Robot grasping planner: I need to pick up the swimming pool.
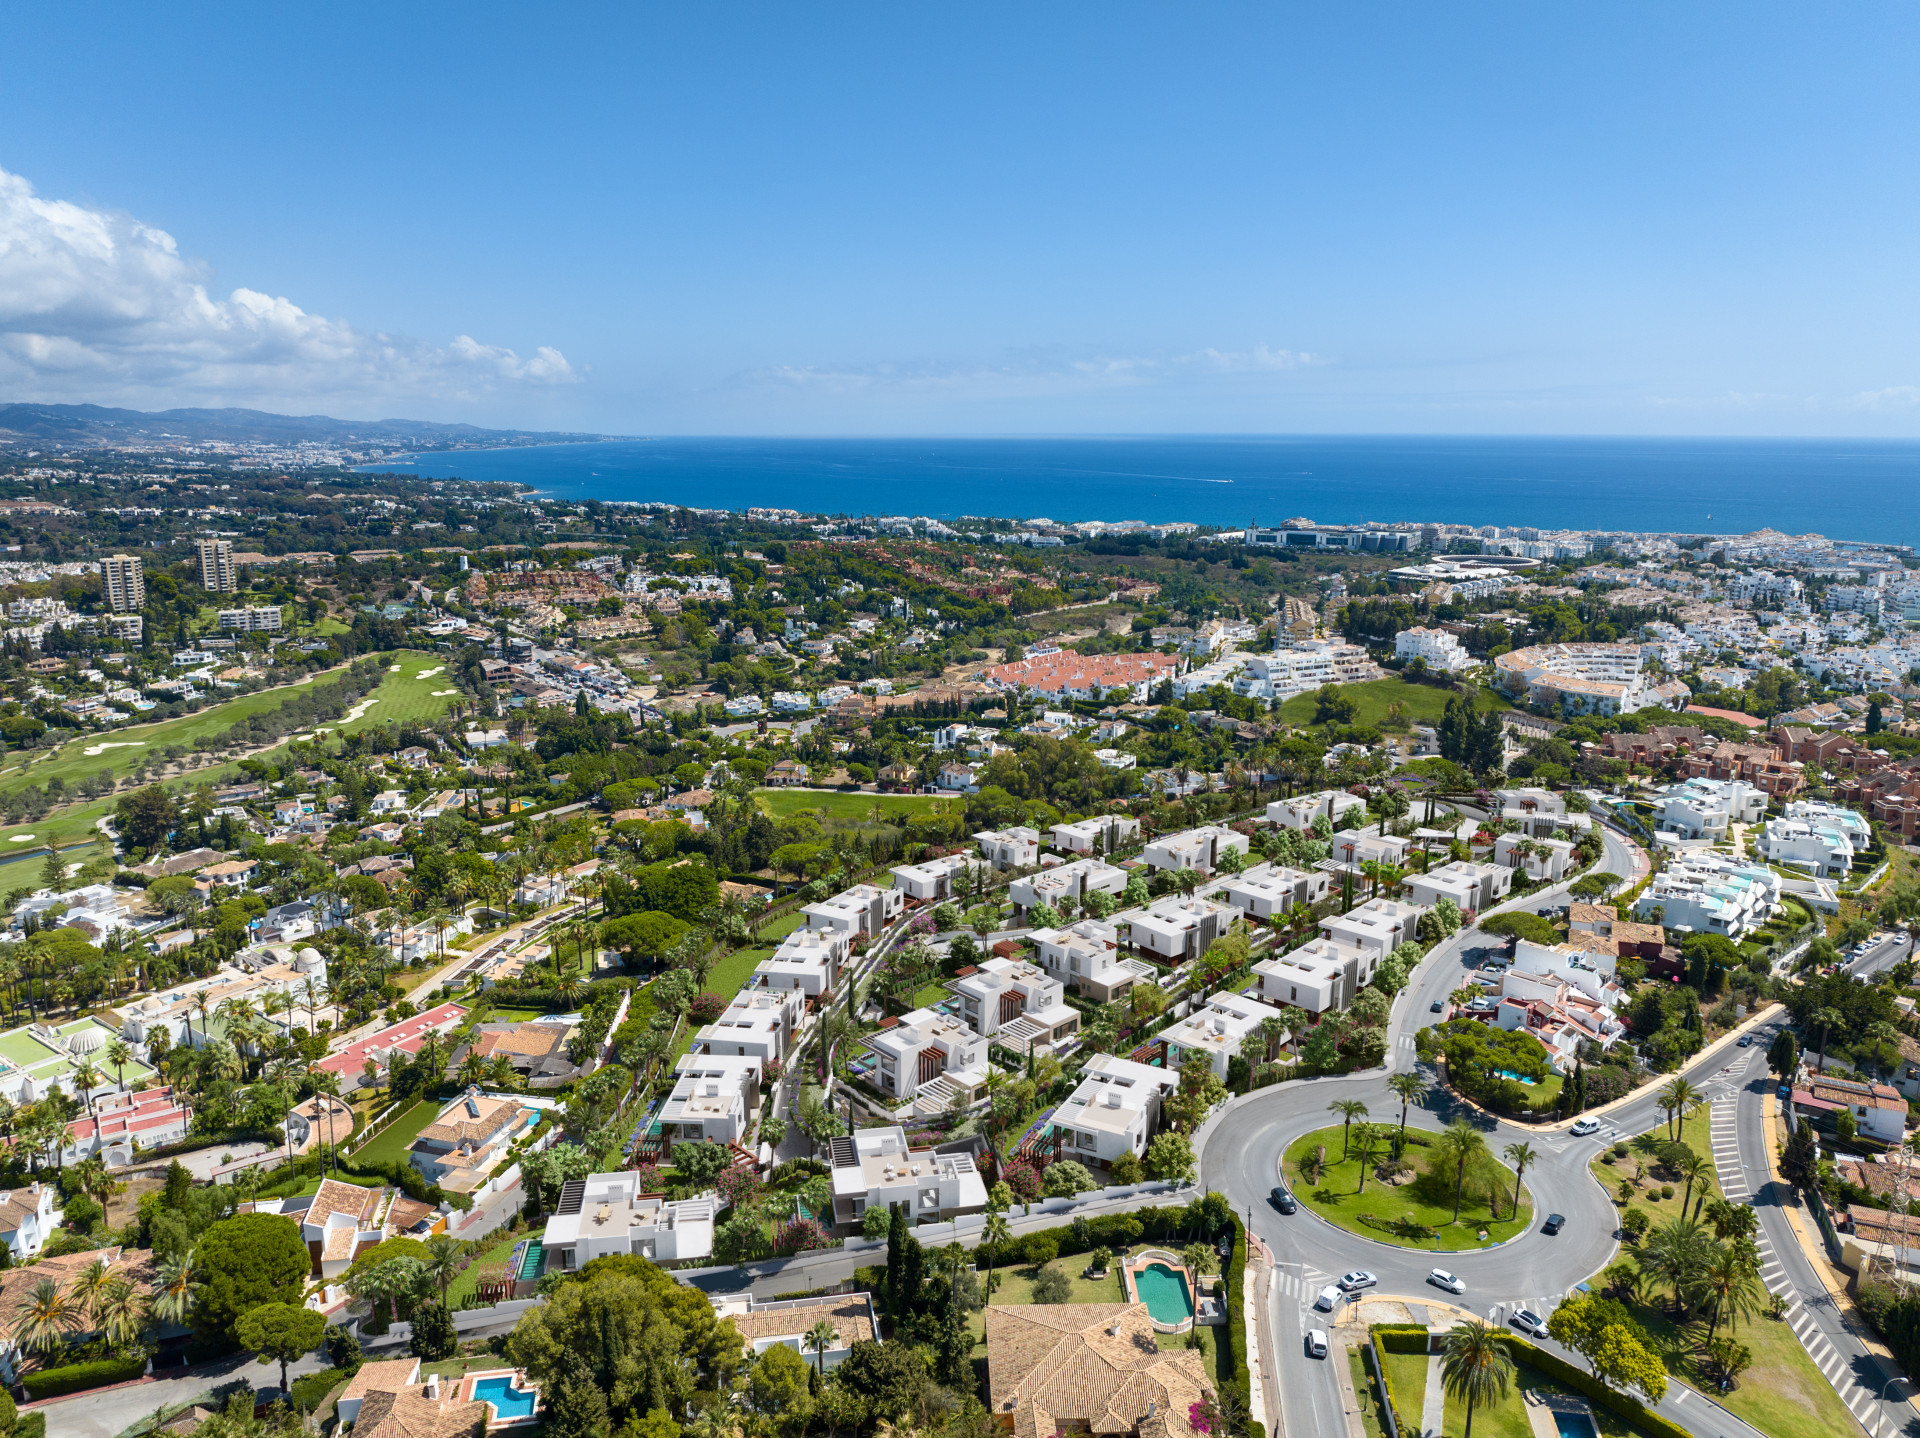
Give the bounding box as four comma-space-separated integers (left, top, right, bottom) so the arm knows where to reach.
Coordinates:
1552, 1410, 1599, 1438
474, 1376, 539, 1421
1494, 1069, 1539, 1085
1132, 1263, 1195, 1325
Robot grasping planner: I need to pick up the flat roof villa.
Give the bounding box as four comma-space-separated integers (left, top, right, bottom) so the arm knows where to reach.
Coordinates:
656, 1052, 761, 1148
1124, 895, 1235, 964
0, 1017, 156, 1105
1046, 1054, 1179, 1169
827, 1124, 988, 1225
1318, 897, 1423, 959
946, 957, 1079, 1053
1266, 789, 1366, 832
975, 826, 1041, 869
857, 1008, 989, 1117
1403, 859, 1510, 915
694, 987, 804, 1063
1252, 938, 1371, 1017
751, 926, 845, 1000
1202, 861, 1329, 920
1025, 919, 1158, 1003
1049, 814, 1141, 855
1632, 852, 1781, 940
1157, 991, 1275, 1079
1009, 856, 1128, 913
889, 853, 975, 903
113, 945, 329, 1050
804, 884, 901, 939
1142, 825, 1249, 875
542, 1170, 715, 1268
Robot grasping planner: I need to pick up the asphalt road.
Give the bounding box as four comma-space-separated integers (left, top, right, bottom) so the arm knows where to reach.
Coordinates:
1202, 822, 1787, 1438
1846, 929, 1914, 982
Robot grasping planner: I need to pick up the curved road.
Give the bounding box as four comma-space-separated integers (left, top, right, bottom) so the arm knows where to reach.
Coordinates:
1202, 822, 1789, 1438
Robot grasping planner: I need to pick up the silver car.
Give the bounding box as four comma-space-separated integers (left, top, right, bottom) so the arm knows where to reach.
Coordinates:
1306, 1328, 1330, 1358
1509, 1308, 1548, 1337
1428, 1268, 1465, 1294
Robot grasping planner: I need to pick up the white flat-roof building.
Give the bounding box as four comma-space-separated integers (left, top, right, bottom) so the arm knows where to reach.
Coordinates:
1492, 833, 1577, 883
1327, 829, 1416, 869
542, 1171, 714, 1268
1633, 852, 1781, 940
1124, 895, 1236, 963
946, 957, 1079, 1052
1252, 937, 1375, 1016
1318, 898, 1423, 960
1394, 626, 1474, 673
1009, 856, 1128, 913
1049, 815, 1142, 856
860, 1008, 990, 1112
1027, 920, 1159, 1003
1157, 991, 1275, 1079
1403, 860, 1510, 914
890, 853, 976, 903
1046, 1055, 1181, 1170
1652, 777, 1768, 841
1206, 862, 1330, 920
974, 827, 1042, 870
1756, 817, 1855, 877
693, 987, 804, 1064
657, 1052, 762, 1147
1266, 790, 1367, 832
804, 884, 902, 940
1142, 825, 1250, 875
827, 1125, 989, 1226
752, 927, 845, 999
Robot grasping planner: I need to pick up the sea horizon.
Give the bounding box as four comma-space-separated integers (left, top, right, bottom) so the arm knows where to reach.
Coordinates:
362, 433, 1920, 548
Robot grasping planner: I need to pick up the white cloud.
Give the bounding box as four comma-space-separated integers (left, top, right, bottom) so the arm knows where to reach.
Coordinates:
0, 165, 575, 408
734, 343, 1324, 399
1848, 385, 1920, 412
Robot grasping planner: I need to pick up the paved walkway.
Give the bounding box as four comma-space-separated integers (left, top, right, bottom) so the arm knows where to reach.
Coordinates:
1420, 1354, 1444, 1438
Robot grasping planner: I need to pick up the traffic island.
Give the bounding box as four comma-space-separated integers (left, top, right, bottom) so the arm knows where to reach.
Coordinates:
1283, 1123, 1534, 1251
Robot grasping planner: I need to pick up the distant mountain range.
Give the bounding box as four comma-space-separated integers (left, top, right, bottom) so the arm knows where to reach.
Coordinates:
0, 403, 612, 450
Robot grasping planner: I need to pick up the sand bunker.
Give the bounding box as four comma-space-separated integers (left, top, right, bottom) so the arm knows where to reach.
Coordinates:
431, 689, 457, 696
8, 834, 34, 843
414, 666, 445, 679
81, 741, 147, 757
342, 698, 380, 722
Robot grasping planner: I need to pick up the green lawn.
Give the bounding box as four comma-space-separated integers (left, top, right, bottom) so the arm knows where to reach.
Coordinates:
1284, 1124, 1533, 1250
755, 911, 807, 943
1273, 677, 1511, 730
1381, 1348, 1429, 1427
446, 1235, 520, 1309
752, 788, 959, 822
706, 943, 775, 1002
351, 1099, 442, 1168
1587, 1113, 1856, 1438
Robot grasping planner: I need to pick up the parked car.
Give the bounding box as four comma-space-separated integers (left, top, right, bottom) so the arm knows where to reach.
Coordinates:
1430, 1000, 1444, 1013
1306, 1328, 1329, 1359
1338, 1270, 1378, 1293
1509, 1308, 1548, 1337
1314, 1285, 1341, 1313
1778, 1084, 1792, 1099
1271, 1186, 1297, 1215
1543, 1213, 1565, 1235
1737, 1035, 1752, 1047
1428, 1268, 1465, 1294
1569, 1117, 1600, 1137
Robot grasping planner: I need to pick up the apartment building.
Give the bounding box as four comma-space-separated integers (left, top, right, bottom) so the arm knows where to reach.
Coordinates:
1783, 799, 1873, 853
1318, 897, 1423, 960
1266, 789, 1367, 832
1252, 937, 1372, 1016
1402, 859, 1510, 915
1009, 856, 1127, 913
218, 606, 283, 632
1492, 833, 1577, 882
1493, 641, 1689, 716
694, 988, 805, 1064
543, 1171, 715, 1268
946, 957, 1079, 1052
1393, 626, 1474, 673
751, 926, 845, 999
1045, 1055, 1180, 1169
1207, 862, 1330, 920
860, 1008, 990, 1111
1327, 829, 1415, 869
826, 1125, 989, 1225
1157, 991, 1275, 1079
974, 827, 1041, 869
100, 555, 144, 613
1651, 777, 1768, 841
804, 884, 902, 940
197, 538, 236, 594
1633, 852, 1781, 940
656, 1052, 761, 1147
1026, 919, 1158, 1002
1141, 824, 1249, 875
1755, 815, 1856, 877
1124, 894, 1235, 963
1049, 814, 1141, 855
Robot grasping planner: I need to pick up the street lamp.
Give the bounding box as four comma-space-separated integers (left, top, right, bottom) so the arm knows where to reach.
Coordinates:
1873, 1375, 1906, 1438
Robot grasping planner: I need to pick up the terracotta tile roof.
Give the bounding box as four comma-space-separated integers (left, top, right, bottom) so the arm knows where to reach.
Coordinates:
339, 1358, 421, 1408
353, 1387, 490, 1438
417, 1091, 523, 1146
0, 1247, 156, 1333
472, 1023, 571, 1061
727, 1296, 875, 1349
985, 1302, 1211, 1438
0, 1185, 50, 1235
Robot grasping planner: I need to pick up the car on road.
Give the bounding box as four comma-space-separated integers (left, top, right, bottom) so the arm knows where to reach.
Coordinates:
1313, 1285, 1342, 1313
1305, 1328, 1329, 1358
1509, 1309, 1548, 1337
1338, 1270, 1378, 1293
1428, 1268, 1465, 1294
1569, 1118, 1600, 1137
1778, 1084, 1792, 1099
1270, 1186, 1297, 1215
1542, 1213, 1565, 1235
1737, 1035, 1752, 1047
1430, 1000, 1444, 1012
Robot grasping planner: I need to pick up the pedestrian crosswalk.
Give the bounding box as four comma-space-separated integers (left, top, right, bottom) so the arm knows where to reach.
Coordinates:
1273, 1263, 1334, 1305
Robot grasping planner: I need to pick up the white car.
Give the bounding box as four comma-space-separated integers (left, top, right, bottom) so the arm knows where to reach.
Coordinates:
1306, 1328, 1330, 1359
1428, 1268, 1465, 1294
1569, 1117, 1600, 1137
1509, 1309, 1548, 1337
1338, 1270, 1378, 1293
1313, 1285, 1342, 1313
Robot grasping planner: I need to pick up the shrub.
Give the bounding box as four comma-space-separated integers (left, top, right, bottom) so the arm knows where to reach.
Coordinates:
688, 991, 727, 1024
1110, 1151, 1143, 1184
1031, 1264, 1072, 1303
289, 1366, 348, 1413
1660, 1185, 1674, 1200
20, 1355, 146, 1400
16, 1414, 44, 1438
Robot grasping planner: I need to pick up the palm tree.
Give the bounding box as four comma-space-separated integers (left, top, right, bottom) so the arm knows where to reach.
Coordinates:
1670, 1146, 1714, 1219
1328, 1099, 1368, 1159
1641, 1216, 1713, 1319
1351, 1124, 1383, 1195
1441, 1121, 1488, 1224
12, 1277, 79, 1362
422, 1233, 462, 1303
104, 1040, 133, 1091
1811, 1008, 1843, 1073
981, 1207, 1012, 1304
92, 1279, 146, 1354
1656, 1076, 1701, 1142
803, 1318, 840, 1377
70, 1060, 103, 1135
1439, 1320, 1515, 1438
1387, 1073, 1426, 1147
1502, 1141, 1536, 1221
1700, 1241, 1764, 1341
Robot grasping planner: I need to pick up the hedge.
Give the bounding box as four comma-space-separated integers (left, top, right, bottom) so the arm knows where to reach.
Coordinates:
1222, 1210, 1263, 1438
1502, 1335, 1689, 1438
17, 1413, 44, 1438
1371, 1323, 1430, 1354
21, 1354, 145, 1399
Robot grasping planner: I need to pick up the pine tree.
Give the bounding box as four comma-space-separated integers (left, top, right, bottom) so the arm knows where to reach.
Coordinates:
1781, 1119, 1819, 1190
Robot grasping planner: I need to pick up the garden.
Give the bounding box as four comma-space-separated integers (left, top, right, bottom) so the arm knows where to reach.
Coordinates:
1282, 1116, 1535, 1250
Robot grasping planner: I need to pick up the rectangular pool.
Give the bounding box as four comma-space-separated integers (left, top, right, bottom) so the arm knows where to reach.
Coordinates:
1552, 1411, 1599, 1438
474, 1376, 538, 1420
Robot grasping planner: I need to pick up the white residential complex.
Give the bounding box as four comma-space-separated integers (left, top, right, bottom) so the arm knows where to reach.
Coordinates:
827, 1125, 989, 1225
1633, 852, 1782, 940
1026, 919, 1158, 1003
1494, 642, 1690, 716
543, 1171, 715, 1267
1045, 1055, 1180, 1169
1266, 789, 1366, 832
1651, 777, 1768, 841
1393, 626, 1474, 673
1142, 825, 1249, 875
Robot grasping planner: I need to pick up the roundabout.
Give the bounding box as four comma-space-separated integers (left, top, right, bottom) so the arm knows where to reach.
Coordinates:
1279, 1121, 1535, 1251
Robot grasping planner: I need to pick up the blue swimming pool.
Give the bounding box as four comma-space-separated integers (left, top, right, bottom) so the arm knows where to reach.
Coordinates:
1494, 1069, 1539, 1085
474, 1376, 538, 1420
1133, 1263, 1194, 1325
1552, 1410, 1599, 1438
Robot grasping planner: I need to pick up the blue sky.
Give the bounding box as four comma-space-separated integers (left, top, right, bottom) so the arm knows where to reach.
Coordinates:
2, 2, 1918, 435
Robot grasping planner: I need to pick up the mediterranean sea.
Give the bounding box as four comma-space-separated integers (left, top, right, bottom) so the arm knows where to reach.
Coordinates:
362, 435, 1920, 548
